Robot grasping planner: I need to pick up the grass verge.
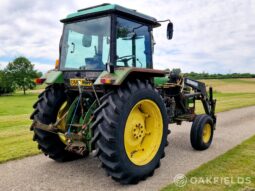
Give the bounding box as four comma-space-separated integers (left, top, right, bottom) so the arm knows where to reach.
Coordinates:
162, 135, 255, 191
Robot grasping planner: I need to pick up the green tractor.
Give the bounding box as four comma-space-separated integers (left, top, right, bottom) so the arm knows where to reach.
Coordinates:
31, 4, 216, 184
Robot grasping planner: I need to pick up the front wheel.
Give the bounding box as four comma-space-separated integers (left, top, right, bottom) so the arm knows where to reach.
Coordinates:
91, 79, 168, 184
190, 114, 214, 150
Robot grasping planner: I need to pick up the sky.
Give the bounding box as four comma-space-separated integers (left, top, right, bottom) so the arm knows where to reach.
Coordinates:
0, 0, 254, 74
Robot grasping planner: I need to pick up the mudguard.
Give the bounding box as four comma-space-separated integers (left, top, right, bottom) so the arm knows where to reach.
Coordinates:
44, 70, 64, 84
94, 67, 166, 85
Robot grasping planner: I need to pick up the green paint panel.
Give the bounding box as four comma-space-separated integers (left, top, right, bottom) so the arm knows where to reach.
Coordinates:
45, 71, 64, 84
94, 67, 133, 85
94, 68, 166, 86
66, 97, 79, 124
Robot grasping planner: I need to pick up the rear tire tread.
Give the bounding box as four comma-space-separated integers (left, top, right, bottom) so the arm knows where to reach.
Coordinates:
91, 79, 168, 184
30, 84, 81, 162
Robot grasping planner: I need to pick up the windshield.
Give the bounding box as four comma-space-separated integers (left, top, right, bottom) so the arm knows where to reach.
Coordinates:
60, 16, 111, 70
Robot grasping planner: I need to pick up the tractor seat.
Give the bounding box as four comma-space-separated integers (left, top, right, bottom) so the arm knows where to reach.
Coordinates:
85, 56, 105, 70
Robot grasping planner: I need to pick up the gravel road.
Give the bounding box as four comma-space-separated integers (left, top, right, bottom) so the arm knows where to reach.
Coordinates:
1, 106, 255, 191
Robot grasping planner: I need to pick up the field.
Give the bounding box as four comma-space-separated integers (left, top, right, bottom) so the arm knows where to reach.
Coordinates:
201, 78, 255, 93
0, 79, 255, 163
196, 78, 255, 113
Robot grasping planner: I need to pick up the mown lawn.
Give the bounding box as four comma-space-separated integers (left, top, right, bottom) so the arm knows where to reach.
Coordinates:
196, 92, 255, 113
162, 135, 255, 191
0, 93, 41, 163
215, 92, 255, 112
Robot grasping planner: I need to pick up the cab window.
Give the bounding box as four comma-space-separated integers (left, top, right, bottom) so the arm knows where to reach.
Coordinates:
116, 18, 152, 68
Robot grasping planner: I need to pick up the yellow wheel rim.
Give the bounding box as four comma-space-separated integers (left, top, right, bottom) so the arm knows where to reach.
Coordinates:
202, 123, 212, 143
124, 99, 163, 166
57, 101, 68, 144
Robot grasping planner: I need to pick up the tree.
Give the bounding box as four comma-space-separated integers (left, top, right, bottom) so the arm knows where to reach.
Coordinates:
6, 57, 39, 95
0, 70, 15, 95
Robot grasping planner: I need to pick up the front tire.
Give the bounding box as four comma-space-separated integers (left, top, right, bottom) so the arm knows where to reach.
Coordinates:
190, 114, 214, 150
91, 80, 168, 184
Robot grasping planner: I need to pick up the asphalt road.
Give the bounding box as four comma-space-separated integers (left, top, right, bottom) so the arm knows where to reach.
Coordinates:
1, 106, 255, 191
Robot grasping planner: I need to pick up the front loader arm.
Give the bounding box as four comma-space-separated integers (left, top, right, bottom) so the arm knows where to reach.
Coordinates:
184, 78, 217, 125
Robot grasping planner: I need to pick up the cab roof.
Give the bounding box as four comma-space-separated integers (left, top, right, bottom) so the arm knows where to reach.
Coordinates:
61, 3, 161, 27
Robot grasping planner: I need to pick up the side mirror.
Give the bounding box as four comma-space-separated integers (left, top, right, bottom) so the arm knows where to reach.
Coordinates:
82, 35, 92, 47
167, 22, 173, 40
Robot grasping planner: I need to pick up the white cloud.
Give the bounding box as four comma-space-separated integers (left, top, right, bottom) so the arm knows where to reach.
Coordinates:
0, 0, 254, 73
33, 62, 54, 73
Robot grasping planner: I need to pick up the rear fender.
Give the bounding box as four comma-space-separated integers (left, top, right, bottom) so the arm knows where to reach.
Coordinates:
94, 67, 166, 86
44, 70, 64, 84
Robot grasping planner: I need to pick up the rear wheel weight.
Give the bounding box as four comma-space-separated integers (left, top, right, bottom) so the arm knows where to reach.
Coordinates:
30, 84, 81, 162
190, 114, 214, 150
91, 80, 168, 184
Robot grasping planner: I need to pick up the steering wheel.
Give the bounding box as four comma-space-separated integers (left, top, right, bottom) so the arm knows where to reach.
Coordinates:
117, 55, 135, 67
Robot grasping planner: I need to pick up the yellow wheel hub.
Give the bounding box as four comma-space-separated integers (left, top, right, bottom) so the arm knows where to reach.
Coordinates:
202, 123, 212, 143
124, 99, 163, 166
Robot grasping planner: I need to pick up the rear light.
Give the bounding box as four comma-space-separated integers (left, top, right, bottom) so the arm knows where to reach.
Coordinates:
55, 59, 60, 69
100, 78, 114, 84
34, 78, 46, 85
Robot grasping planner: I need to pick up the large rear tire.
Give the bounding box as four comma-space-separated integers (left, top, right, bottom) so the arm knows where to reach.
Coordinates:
30, 84, 81, 162
91, 79, 168, 184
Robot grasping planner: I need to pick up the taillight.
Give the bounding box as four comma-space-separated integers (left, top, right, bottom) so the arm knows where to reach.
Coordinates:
100, 78, 114, 84
34, 78, 46, 85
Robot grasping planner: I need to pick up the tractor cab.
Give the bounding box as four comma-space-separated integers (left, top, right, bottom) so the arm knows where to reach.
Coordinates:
59, 4, 171, 72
